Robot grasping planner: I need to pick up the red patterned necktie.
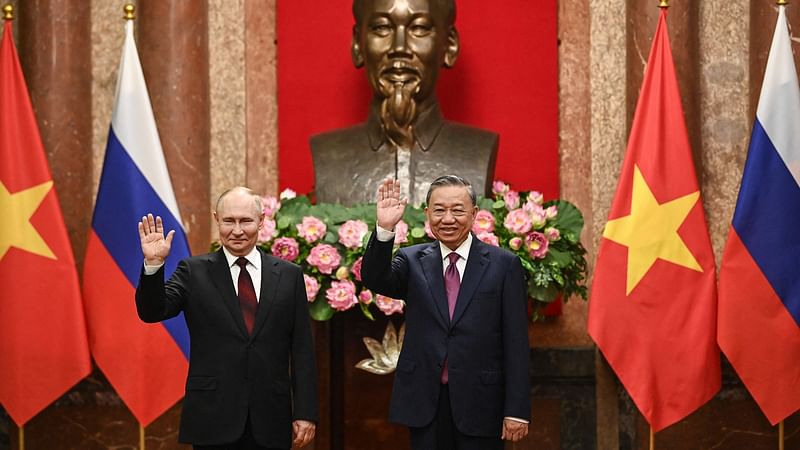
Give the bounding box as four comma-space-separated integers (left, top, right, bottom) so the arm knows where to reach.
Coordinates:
235, 257, 258, 335
441, 252, 461, 383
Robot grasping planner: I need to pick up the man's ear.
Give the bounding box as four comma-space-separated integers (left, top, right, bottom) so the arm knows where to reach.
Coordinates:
351, 26, 365, 68
443, 26, 459, 68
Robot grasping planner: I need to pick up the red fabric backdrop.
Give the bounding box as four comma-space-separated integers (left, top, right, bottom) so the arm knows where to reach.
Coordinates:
277, 1, 559, 200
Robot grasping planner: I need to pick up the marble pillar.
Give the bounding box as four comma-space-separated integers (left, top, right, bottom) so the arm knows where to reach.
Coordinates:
245, 0, 278, 197
17, 0, 93, 266
137, 0, 211, 254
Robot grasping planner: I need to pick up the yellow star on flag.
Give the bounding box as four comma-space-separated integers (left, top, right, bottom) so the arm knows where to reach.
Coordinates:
0, 180, 56, 260
603, 165, 703, 295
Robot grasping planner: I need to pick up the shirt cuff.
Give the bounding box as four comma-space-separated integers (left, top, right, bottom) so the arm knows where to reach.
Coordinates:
505, 416, 529, 424
143, 260, 164, 275
375, 225, 396, 242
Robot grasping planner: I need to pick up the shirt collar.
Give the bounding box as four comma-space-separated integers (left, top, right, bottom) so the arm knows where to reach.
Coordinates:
222, 246, 261, 270
366, 98, 445, 152
439, 233, 473, 263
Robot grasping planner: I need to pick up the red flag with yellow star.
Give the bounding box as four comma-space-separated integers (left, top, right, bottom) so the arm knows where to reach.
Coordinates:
587, 9, 720, 431
0, 19, 91, 426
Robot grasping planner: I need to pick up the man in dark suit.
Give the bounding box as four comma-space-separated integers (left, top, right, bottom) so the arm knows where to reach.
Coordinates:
135, 187, 318, 450
361, 176, 530, 449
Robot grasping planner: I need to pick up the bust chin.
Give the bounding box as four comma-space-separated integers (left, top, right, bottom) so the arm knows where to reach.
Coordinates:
311, 99, 498, 206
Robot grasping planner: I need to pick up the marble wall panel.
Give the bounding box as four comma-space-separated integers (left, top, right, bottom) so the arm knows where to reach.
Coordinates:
700, 0, 750, 264
245, 0, 278, 197
209, 0, 246, 221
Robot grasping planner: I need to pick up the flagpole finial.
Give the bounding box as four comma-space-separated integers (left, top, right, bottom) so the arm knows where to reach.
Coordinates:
123, 4, 135, 21
777, 0, 788, 5
3, 4, 13, 21
659, 0, 669, 8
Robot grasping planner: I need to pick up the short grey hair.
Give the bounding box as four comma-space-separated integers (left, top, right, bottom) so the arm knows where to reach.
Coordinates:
425, 175, 476, 206
215, 186, 263, 216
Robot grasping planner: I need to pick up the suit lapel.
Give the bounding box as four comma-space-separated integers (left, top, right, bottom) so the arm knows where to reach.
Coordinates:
451, 237, 490, 327
251, 249, 280, 340
207, 249, 249, 337
419, 242, 450, 326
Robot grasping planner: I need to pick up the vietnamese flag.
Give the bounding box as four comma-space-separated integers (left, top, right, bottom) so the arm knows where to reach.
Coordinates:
0, 19, 92, 425
587, 9, 720, 431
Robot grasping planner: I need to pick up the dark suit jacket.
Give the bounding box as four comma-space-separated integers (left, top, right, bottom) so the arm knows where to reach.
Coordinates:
135, 248, 318, 448
361, 233, 531, 437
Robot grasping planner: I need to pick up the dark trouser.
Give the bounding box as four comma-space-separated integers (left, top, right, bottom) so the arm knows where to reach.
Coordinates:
193, 414, 282, 450
409, 384, 504, 450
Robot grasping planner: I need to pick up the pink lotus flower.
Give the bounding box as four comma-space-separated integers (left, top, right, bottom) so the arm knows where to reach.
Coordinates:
509, 236, 523, 250
544, 205, 558, 220
477, 232, 499, 247
395, 220, 409, 244
297, 216, 327, 243
504, 190, 520, 210
544, 227, 561, 242
523, 201, 545, 217
258, 218, 277, 243
358, 289, 373, 304
279, 188, 297, 200
375, 294, 405, 315
492, 180, 510, 196
261, 196, 281, 218
326, 280, 357, 311
270, 237, 300, 261
306, 244, 341, 274
338, 219, 369, 249
525, 231, 550, 259
424, 221, 435, 239
303, 274, 320, 302
504, 208, 533, 235
527, 191, 544, 205
351, 257, 363, 281
471, 210, 495, 234
335, 266, 350, 280
530, 209, 547, 229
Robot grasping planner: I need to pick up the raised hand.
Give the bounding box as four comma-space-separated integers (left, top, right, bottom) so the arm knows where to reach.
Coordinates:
138, 213, 175, 266
376, 178, 408, 231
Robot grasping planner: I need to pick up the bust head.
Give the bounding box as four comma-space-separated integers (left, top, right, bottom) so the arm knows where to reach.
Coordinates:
351, 0, 459, 148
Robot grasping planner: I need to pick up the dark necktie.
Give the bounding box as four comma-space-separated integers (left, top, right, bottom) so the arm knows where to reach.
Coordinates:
445, 252, 461, 319
441, 252, 461, 383
235, 257, 258, 335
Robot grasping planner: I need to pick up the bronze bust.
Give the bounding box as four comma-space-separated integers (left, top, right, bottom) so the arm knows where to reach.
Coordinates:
311, 0, 498, 205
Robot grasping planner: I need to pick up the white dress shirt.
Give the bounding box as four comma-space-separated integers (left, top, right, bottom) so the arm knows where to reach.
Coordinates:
143, 246, 262, 301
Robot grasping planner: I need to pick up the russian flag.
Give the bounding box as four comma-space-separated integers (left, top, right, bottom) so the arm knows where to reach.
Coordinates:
718, 4, 800, 425
82, 19, 190, 426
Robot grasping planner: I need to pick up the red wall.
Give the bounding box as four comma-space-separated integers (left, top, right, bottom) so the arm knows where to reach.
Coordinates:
277, 1, 559, 200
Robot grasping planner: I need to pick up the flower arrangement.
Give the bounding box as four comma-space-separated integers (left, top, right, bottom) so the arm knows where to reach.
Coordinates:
232, 182, 587, 321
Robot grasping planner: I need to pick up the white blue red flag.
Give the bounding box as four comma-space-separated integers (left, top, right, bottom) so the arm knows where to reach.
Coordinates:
718, 4, 800, 425
82, 19, 190, 426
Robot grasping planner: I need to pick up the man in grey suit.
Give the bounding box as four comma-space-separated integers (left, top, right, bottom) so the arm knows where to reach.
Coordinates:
361, 176, 530, 449
135, 187, 318, 449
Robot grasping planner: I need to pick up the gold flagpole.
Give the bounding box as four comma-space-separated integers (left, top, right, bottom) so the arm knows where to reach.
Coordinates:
18, 424, 24, 450
650, 426, 655, 450
140, 424, 146, 450
659, 0, 669, 8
